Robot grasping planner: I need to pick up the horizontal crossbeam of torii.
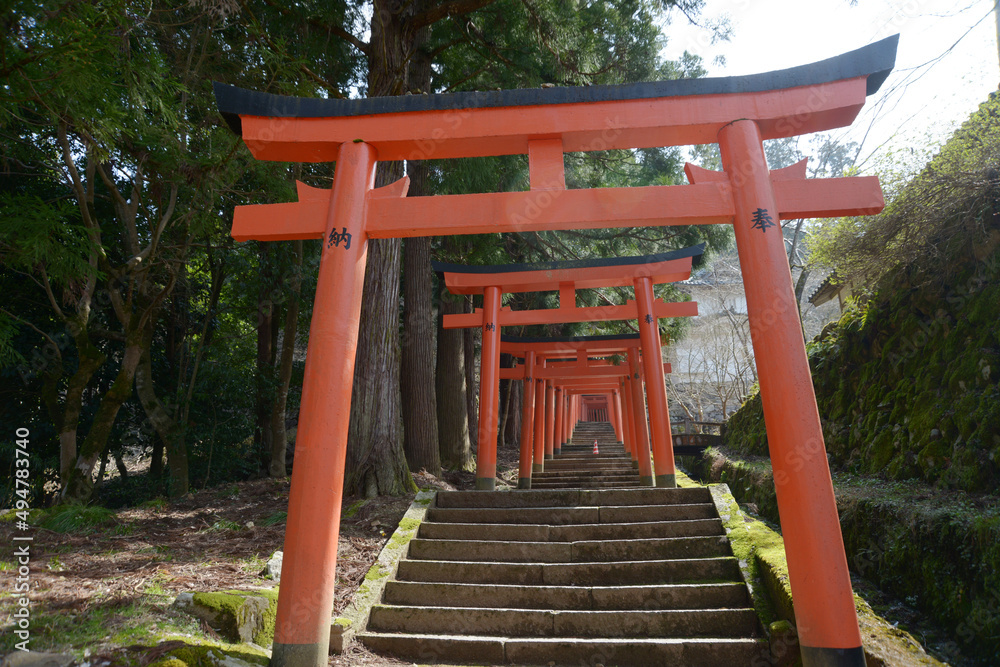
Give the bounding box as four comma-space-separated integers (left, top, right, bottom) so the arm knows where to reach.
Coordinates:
214, 35, 897, 667
436, 246, 700, 328
435, 249, 698, 492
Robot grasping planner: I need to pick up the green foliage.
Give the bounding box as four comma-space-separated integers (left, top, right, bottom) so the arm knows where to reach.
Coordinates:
259, 511, 287, 526
38, 504, 117, 533
811, 94, 1000, 285
0, 0, 733, 508
203, 519, 243, 532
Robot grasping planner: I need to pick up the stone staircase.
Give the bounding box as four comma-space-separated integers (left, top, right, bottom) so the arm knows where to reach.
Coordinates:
531, 421, 641, 489
358, 486, 767, 665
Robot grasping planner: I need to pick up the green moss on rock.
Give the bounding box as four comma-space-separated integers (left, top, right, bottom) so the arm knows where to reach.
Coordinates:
145, 640, 269, 667
188, 589, 278, 646
397, 517, 421, 532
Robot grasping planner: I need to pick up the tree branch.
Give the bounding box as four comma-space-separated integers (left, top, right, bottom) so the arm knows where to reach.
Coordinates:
257, 0, 370, 56
38, 265, 66, 322
410, 0, 498, 30
56, 120, 93, 230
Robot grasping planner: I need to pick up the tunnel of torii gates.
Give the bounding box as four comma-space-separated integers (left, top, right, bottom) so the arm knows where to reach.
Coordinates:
493, 333, 671, 489
213, 34, 898, 667
434, 246, 703, 491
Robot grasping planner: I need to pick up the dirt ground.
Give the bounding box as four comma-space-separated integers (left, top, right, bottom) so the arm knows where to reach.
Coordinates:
0, 450, 523, 664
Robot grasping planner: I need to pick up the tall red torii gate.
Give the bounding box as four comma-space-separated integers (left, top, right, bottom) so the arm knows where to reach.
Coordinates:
214, 35, 897, 667
435, 247, 699, 491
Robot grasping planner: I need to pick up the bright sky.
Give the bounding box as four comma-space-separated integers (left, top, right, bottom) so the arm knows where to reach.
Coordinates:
660, 0, 998, 171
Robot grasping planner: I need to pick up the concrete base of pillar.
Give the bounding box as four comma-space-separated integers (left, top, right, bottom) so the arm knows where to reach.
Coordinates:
532, 463, 544, 473
272, 642, 328, 667
475, 477, 496, 491
544, 454, 553, 460
631, 460, 640, 469
655, 473, 677, 488
517, 478, 531, 489
800, 646, 866, 667
553, 448, 561, 456
639, 475, 654, 487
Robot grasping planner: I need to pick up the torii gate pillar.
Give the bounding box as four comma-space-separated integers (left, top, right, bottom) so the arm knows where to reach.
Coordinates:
475, 285, 502, 490
271, 142, 375, 663
518, 350, 537, 489
627, 348, 654, 486
635, 275, 676, 487
720, 120, 863, 663
545, 380, 556, 459
553, 386, 564, 455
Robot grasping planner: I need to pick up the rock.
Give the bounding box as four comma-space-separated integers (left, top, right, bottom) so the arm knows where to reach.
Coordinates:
930, 428, 942, 440
1, 654, 75, 667
260, 551, 282, 580
768, 620, 799, 667
143, 640, 269, 667
173, 589, 279, 645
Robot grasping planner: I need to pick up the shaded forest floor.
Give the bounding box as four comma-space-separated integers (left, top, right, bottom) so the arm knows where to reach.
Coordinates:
0, 446, 522, 664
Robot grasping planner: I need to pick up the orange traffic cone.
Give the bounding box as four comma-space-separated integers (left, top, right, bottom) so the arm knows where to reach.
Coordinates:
593, 440, 599, 455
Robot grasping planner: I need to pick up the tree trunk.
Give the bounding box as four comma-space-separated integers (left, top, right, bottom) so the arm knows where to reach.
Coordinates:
503, 378, 522, 450
464, 296, 479, 444
400, 34, 440, 476
345, 158, 414, 496
135, 328, 189, 498
113, 448, 128, 480
61, 325, 144, 503
255, 243, 275, 474
343, 0, 423, 497
344, 245, 413, 494
59, 319, 106, 487
270, 240, 303, 478
95, 445, 110, 490
794, 267, 811, 341
436, 289, 474, 470
400, 161, 440, 475
496, 352, 513, 449
401, 234, 441, 475
150, 437, 164, 481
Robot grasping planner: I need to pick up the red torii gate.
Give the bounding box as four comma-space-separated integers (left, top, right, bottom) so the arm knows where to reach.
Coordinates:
498, 334, 668, 488
214, 36, 897, 667
436, 248, 699, 490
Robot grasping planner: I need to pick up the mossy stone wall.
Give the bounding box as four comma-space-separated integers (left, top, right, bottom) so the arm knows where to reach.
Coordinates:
723, 246, 999, 493
686, 449, 1000, 662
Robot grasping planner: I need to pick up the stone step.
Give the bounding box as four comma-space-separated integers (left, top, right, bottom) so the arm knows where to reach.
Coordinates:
357, 632, 769, 666
382, 581, 750, 611
433, 487, 711, 509
367, 605, 759, 639
395, 556, 742, 586
528, 481, 644, 490
543, 464, 632, 472
543, 457, 631, 465
417, 518, 724, 542
425, 502, 719, 525
407, 535, 731, 563
537, 465, 634, 473
531, 473, 639, 482
536, 465, 634, 474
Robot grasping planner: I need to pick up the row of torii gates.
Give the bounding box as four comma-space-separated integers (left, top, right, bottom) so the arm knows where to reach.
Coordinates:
215, 35, 899, 667
434, 246, 702, 490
